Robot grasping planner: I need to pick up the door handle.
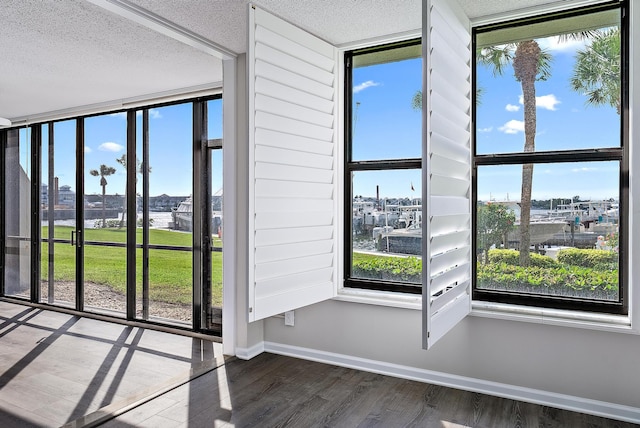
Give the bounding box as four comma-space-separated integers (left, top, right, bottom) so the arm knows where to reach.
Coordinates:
71, 230, 82, 248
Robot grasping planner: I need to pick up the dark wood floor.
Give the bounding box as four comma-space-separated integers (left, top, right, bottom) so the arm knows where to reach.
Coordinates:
0, 300, 636, 428
104, 353, 636, 428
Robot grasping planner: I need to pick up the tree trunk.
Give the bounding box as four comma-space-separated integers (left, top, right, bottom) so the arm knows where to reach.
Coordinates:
101, 185, 107, 228
513, 40, 540, 267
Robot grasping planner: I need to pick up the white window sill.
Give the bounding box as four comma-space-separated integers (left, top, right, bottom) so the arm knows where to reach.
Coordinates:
335, 287, 635, 333
471, 301, 634, 334
334, 287, 422, 310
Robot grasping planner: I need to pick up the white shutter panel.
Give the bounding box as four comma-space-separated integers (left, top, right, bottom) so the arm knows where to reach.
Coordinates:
423, 0, 472, 349
248, 5, 337, 322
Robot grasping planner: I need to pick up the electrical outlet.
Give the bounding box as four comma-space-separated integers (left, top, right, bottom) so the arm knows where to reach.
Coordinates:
284, 310, 295, 326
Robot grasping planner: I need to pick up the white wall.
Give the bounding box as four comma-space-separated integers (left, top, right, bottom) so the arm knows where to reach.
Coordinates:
263, 300, 640, 409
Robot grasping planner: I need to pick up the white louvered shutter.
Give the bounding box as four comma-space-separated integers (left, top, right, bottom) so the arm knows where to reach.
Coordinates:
248, 5, 337, 322
423, 0, 473, 349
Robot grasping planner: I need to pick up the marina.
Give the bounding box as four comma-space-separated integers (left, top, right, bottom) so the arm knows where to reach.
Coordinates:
352, 197, 620, 256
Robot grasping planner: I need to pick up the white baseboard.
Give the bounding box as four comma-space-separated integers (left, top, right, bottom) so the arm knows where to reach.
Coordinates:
260, 341, 640, 424
234, 342, 265, 360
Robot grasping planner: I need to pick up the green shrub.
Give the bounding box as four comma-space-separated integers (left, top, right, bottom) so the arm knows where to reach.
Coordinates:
477, 261, 618, 299
556, 248, 618, 270
488, 249, 558, 268
353, 253, 421, 283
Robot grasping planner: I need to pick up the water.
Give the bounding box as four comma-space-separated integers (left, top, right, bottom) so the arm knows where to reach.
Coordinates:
42, 211, 174, 229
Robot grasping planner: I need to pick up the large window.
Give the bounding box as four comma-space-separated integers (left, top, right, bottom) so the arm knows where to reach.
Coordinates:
473, 2, 627, 314
344, 40, 423, 293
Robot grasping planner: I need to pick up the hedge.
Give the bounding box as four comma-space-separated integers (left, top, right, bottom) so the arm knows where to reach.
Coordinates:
488, 249, 558, 268
556, 248, 618, 270
476, 261, 618, 300
352, 253, 421, 283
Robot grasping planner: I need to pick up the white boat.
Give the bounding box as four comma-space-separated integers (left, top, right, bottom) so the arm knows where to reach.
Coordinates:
171, 191, 223, 233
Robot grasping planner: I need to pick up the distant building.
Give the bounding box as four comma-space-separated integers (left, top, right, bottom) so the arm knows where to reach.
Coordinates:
58, 185, 75, 208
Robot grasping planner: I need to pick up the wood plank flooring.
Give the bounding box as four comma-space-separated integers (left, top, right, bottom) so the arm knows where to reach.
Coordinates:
104, 352, 637, 428
0, 300, 636, 427
0, 300, 224, 427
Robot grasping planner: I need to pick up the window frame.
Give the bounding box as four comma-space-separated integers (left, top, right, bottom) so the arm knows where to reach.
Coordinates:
471, 0, 629, 315
343, 38, 423, 295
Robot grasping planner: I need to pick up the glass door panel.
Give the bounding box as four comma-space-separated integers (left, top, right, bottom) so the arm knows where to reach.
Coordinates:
40, 121, 78, 306
4, 128, 31, 298
137, 103, 193, 325
82, 114, 127, 316
207, 98, 223, 332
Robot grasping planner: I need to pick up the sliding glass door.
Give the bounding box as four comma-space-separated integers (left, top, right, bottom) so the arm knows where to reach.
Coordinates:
40, 120, 78, 307
3, 96, 222, 334
136, 103, 194, 326
4, 128, 32, 299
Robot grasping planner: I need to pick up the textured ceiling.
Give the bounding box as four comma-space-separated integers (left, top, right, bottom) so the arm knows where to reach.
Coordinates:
0, 0, 563, 124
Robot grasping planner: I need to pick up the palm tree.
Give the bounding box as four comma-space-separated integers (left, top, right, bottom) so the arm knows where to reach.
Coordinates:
90, 164, 116, 228
570, 28, 621, 114
478, 41, 552, 266
115, 154, 150, 228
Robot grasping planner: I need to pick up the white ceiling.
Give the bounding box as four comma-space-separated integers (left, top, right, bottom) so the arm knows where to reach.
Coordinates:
0, 0, 561, 125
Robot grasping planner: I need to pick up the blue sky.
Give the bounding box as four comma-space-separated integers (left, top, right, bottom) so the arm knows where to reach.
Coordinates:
475, 35, 620, 202
351, 33, 620, 203
41, 99, 223, 198
352, 56, 422, 201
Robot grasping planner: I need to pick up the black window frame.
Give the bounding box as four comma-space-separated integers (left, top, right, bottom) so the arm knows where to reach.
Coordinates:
343, 38, 423, 294
471, 0, 629, 315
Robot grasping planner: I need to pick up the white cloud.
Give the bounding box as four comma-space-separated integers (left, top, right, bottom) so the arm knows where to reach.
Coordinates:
499, 120, 524, 134
84, 146, 92, 153
518, 94, 561, 111
571, 167, 598, 173
353, 80, 381, 93
149, 108, 162, 119
505, 104, 520, 112
98, 142, 124, 152
478, 126, 493, 133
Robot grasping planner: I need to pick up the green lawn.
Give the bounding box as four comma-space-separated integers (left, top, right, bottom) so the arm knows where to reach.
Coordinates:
41, 226, 223, 306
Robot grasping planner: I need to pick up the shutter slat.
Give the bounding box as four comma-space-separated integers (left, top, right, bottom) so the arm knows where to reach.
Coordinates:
431, 68, 470, 111
255, 162, 333, 184
255, 211, 333, 230
255, 76, 334, 114
256, 128, 333, 156
430, 246, 470, 276
430, 174, 469, 198
255, 197, 333, 213
431, 213, 469, 234
256, 60, 334, 100
431, 131, 469, 163
430, 153, 469, 178
431, 230, 470, 255
255, 225, 333, 247
431, 279, 470, 314
255, 253, 333, 282
431, 196, 469, 217
256, 111, 333, 141
256, 240, 334, 264
255, 25, 334, 72
255, 93, 334, 128
255, 145, 333, 169
255, 179, 333, 199
256, 42, 334, 87
430, 110, 470, 146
